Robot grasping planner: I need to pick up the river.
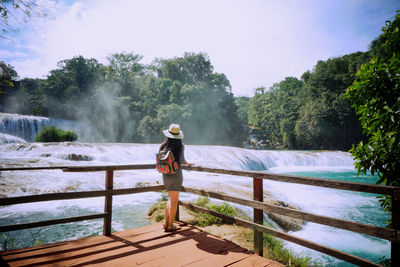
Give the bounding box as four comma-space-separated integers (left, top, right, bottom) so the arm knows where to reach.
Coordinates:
0, 142, 389, 266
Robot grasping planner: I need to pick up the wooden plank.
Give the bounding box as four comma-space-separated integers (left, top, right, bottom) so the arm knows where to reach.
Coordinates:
182, 186, 395, 241
180, 202, 383, 267
253, 177, 263, 256
0, 213, 106, 232
103, 170, 113, 236
0, 186, 165, 206
110, 223, 278, 267
183, 165, 399, 195
0, 222, 179, 266
1, 222, 279, 267
0, 191, 107, 206
62, 164, 156, 172
129, 229, 244, 266
0, 166, 74, 171
0, 164, 156, 172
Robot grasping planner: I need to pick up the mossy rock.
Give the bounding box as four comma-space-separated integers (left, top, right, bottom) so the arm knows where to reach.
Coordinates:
147, 201, 167, 223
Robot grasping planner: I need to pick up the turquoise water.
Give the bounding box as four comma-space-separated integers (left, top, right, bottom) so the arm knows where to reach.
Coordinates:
0, 195, 157, 250
278, 170, 390, 266
287, 170, 389, 227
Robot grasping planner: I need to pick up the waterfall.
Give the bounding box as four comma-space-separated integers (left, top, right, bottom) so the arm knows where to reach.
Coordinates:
0, 113, 81, 142
0, 142, 389, 264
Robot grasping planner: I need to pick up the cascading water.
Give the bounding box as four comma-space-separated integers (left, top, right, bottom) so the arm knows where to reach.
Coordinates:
0, 113, 81, 142
0, 142, 389, 266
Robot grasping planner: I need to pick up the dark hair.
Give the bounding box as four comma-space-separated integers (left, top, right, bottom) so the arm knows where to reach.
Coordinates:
160, 137, 183, 163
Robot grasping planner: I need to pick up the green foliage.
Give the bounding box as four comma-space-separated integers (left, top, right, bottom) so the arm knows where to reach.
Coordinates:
248, 77, 304, 149
379, 256, 391, 266
1, 52, 245, 146
35, 126, 78, 142
206, 202, 238, 224
263, 233, 316, 266
0, 233, 14, 251
146, 201, 166, 219
195, 196, 210, 207
247, 51, 369, 150
0, 0, 37, 38
345, 11, 400, 224
0, 61, 18, 111
189, 198, 239, 227
155, 214, 165, 222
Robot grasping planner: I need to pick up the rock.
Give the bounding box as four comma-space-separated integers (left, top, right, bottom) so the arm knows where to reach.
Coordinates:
147, 201, 167, 221
62, 154, 93, 161
265, 199, 305, 232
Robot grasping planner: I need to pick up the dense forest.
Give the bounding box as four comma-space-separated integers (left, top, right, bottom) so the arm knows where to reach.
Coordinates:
0, 53, 245, 145
239, 51, 371, 150
0, 33, 386, 149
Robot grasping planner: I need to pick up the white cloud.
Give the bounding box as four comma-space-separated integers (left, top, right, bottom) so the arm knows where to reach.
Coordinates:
0, 50, 27, 59
3, 0, 399, 96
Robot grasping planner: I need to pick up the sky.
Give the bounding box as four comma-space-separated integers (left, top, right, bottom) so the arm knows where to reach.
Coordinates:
1, 0, 399, 96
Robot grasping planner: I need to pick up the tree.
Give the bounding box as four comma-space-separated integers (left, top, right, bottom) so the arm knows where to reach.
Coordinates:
345, 11, 400, 225
1, 52, 246, 146
43, 56, 105, 119
235, 96, 251, 127
248, 78, 303, 149
0, 0, 41, 38
0, 60, 18, 111
295, 52, 368, 150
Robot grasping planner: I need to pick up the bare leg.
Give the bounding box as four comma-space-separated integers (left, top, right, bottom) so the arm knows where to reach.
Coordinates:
164, 202, 169, 229
166, 191, 179, 229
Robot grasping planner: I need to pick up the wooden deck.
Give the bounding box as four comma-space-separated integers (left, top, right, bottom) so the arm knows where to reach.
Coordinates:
0, 222, 283, 267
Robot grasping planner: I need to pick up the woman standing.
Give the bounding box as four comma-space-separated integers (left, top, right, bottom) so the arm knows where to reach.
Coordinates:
159, 124, 192, 232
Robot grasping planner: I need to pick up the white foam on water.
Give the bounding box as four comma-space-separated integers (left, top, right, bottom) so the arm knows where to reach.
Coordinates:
0, 133, 26, 144
0, 142, 389, 265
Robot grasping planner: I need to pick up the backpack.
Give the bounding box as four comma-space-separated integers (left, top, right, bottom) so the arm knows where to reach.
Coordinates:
156, 149, 179, 175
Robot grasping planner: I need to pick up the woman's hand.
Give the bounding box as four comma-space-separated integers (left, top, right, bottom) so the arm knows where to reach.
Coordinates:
183, 163, 194, 167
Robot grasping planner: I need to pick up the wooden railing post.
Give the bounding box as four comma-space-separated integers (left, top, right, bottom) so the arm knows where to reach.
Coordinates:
103, 170, 113, 236
392, 190, 400, 266
253, 177, 263, 256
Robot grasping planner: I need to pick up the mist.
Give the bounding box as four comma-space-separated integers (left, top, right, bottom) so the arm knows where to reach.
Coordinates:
0, 52, 247, 146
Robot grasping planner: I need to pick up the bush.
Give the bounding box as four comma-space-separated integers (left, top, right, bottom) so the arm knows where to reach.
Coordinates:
35, 126, 78, 142
196, 196, 210, 207
263, 232, 315, 266
189, 198, 239, 227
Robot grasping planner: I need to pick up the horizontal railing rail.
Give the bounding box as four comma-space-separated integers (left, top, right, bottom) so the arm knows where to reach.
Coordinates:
0, 164, 398, 267
181, 187, 396, 241
0, 213, 107, 232
179, 202, 382, 267
183, 166, 399, 195
2, 164, 399, 195
0, 185, 165, 233
0, 185, 165, 206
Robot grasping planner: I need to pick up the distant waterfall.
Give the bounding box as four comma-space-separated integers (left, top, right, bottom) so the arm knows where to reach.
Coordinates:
0, 113, 81, 142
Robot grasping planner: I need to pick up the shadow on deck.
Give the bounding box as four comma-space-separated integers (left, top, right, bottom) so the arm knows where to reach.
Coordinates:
0, 222, 283, 266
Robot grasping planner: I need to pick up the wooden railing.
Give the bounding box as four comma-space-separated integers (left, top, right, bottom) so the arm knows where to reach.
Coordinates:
0, 164, 399, 267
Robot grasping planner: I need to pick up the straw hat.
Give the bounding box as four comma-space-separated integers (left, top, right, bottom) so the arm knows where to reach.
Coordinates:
163, 124, 184, 139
